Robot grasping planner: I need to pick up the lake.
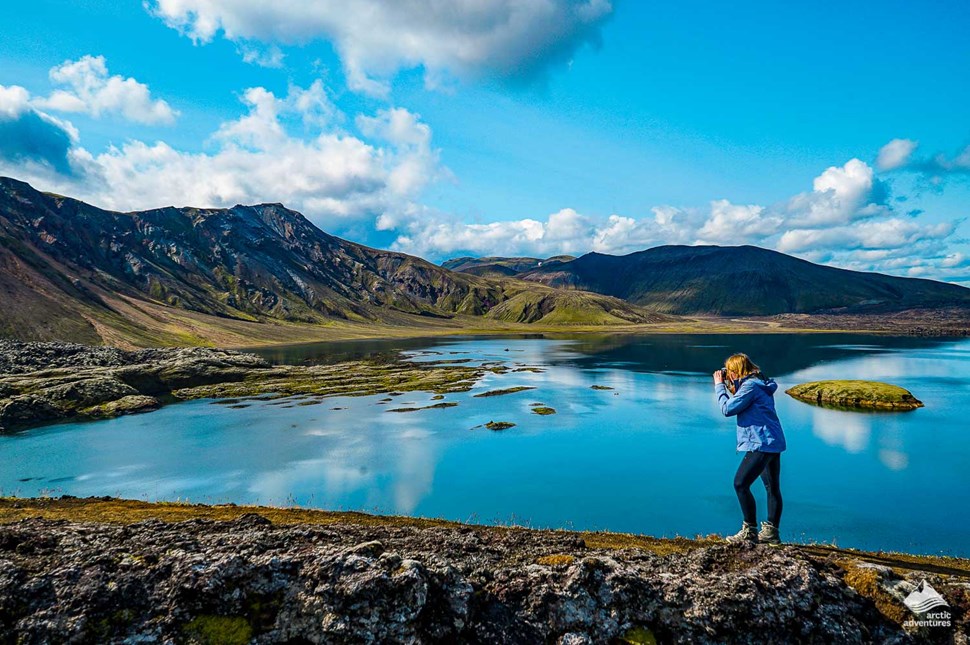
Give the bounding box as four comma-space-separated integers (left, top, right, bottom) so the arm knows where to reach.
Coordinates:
2, 333, 968, 556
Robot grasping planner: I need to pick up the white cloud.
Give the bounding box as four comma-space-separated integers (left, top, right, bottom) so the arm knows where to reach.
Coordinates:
777, 218, 954, 253
148, 0, 614, 95
355, 107, 442, 200
238, 43, 285, 68
696, 199, 781, 244
387, 161, 897, 260
941, 252, 967, 269
34, 55, 178, 125
874, 138, 970, 181
0, 85, 32, 118
391, 209, 580, 258
877, 138, 918, 171
784, 158, 888, 228
1, 83, 440, 226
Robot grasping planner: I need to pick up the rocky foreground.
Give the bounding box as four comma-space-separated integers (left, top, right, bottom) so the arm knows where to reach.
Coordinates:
1, 498, 968, 644
0, 342, 496, 434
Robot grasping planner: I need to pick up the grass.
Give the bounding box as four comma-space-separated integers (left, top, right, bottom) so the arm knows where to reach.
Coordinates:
535, 554, 576, 566
13, 274, 910, 350
786, 380, 924, 410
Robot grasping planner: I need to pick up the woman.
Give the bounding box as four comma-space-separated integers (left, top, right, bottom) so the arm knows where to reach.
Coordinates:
713, 353, 786, 545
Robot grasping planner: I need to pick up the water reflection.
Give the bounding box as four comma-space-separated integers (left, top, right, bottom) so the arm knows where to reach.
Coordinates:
811, 407, 871, 453
543, 333, 953, 377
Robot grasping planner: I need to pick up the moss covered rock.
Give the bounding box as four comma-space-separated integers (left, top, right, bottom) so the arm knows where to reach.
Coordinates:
473, 386, 535, 398
484, 421, 516, 431
80, 395, 160, 419
786, 380, 923, 411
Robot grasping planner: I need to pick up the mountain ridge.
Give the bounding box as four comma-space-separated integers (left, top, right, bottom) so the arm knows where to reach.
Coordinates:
0, 177, 663, 345
499, 244, 970, 315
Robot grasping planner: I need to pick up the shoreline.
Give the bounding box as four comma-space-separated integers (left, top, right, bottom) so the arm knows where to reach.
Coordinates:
4, 496, 969, 567
225, 315, 970, 350
1, 496, 966, 642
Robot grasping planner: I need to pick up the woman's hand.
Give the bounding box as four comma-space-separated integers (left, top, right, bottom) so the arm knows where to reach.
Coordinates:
713, 370, 724, 385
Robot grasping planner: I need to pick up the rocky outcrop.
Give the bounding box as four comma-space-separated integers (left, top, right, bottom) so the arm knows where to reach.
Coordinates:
4, 500, 961, 644
786, 380, 924, 411
0, 342, 494, 433
0, 341, 268, 433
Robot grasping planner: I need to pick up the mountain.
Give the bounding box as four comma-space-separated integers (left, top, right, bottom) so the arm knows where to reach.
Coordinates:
515, 245, 970, 315
0, 177, 664, 346
442, 255, 575, 278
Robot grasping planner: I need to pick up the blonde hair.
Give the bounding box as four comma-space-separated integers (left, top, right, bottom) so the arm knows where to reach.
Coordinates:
725, 353, 760, 379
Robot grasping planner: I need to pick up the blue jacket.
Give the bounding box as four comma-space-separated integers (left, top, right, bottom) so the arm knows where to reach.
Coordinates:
715, 374, 786, 453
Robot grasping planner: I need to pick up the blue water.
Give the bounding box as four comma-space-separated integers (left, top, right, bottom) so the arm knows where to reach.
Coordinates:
2, 334, 968, 556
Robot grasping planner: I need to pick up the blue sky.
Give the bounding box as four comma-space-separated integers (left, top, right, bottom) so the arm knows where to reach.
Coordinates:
1, 0, 969, 283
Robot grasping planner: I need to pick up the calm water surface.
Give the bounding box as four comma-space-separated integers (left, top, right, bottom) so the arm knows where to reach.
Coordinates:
2, 334, 968, 556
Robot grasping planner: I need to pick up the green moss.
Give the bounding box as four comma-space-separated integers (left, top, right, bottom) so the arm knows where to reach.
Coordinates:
786, 380, 923, 411
620, 627, 658, 645
88, 608, 137, 641
183, 615, 252, 645
590, 385, 614, 391
79, 395, 159, 419
473, 386, 536, 398
484, 421, 516, 431
531, 406, 556, 415
387, 401, 459, 413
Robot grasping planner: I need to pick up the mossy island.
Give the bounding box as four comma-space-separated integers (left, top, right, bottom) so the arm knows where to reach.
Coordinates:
484, 421, 516, 431
786, 380, 924, 411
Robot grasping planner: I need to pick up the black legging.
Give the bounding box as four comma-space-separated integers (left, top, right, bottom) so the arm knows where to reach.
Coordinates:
734, 451, 782, 527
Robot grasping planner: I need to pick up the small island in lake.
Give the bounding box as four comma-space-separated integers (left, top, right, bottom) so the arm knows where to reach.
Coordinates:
786, 380, 924, 411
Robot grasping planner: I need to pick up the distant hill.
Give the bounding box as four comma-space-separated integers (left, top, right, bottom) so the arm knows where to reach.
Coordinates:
442, 255, 575, 278
0, 178, 664, 345
515, 245, 970, 315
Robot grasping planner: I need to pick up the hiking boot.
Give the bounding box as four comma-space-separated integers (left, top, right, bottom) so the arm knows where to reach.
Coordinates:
758, 521, 781, 545
726, 522, 759, 544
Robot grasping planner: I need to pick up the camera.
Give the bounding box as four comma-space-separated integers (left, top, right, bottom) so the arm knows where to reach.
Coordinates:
717, 368, 728, 380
